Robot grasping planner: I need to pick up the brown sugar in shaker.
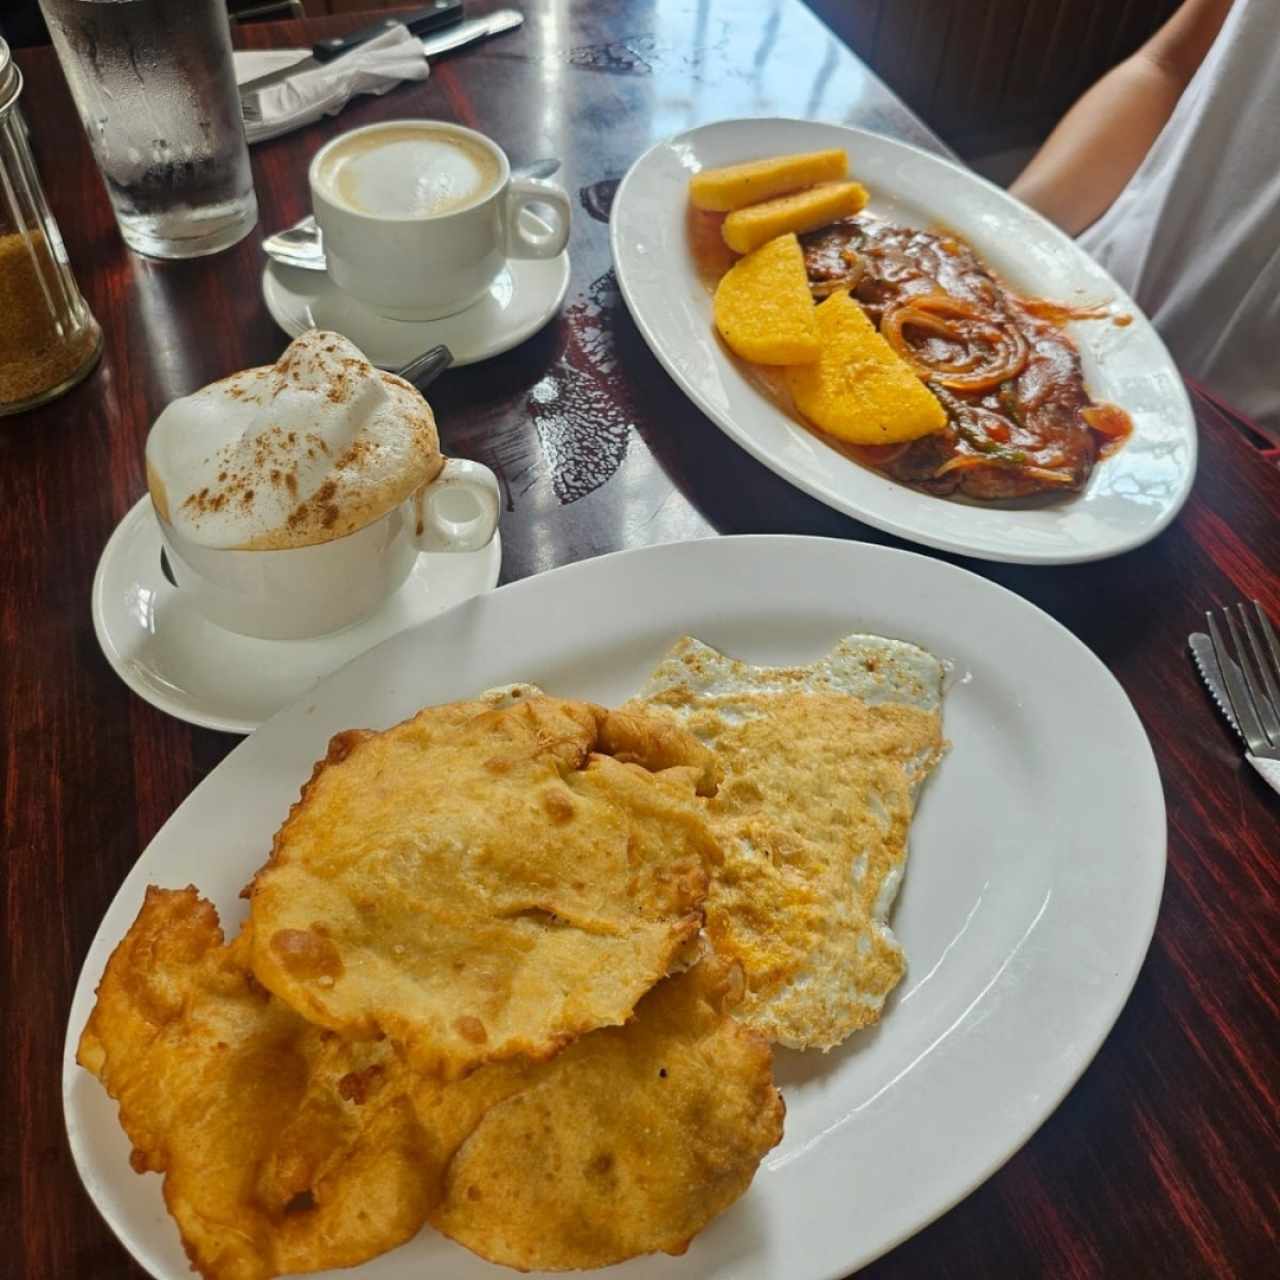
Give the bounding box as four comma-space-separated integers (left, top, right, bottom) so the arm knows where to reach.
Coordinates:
0, 37, 101, 416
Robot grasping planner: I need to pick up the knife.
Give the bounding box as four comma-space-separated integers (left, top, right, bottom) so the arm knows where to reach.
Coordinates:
416, 8, 523, 59
1189, 632, 1242, 738
1192, 628, 1280, 794
312, 1, 463, 63
239, 9, 523, 106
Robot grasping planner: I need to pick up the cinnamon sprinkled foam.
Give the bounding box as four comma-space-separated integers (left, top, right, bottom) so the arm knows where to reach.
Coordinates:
145, 331, 442, 550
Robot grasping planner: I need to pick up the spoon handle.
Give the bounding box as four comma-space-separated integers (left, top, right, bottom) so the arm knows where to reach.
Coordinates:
395, 344, 453, 389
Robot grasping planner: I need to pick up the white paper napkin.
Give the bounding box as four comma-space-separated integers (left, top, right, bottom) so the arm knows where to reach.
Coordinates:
233, 49, 311, 85
237, 25, 430, 145
1249, 755, 1280, 795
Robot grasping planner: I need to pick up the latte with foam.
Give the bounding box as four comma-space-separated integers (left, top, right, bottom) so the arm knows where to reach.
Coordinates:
314, 125, 502, 219
145, 331, 443, 550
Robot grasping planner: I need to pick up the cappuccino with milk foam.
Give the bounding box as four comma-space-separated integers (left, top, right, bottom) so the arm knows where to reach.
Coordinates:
314, 125, 502, 219
145, 332, 443, 551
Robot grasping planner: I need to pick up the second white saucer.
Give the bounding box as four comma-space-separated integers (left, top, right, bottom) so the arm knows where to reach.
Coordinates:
262, 244, 570, 369
92, 496, 502, 735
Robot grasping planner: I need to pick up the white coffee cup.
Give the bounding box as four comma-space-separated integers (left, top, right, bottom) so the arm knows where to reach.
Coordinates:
309, 120, 571, 321
156, 458, 500, 641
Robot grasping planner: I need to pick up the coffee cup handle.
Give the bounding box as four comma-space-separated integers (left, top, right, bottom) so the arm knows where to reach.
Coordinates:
504, 179, 571, 260
415, 459, 501, 554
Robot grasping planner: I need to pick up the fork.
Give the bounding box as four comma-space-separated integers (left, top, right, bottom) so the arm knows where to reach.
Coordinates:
1205, 601, 1280, 762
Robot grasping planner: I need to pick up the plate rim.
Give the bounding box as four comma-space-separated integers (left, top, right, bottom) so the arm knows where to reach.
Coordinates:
609, 116, 1197, 566
64, 533, 1167, 1277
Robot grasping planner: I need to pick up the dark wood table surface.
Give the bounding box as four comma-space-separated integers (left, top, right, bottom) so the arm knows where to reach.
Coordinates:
4, 2, 1277, 1277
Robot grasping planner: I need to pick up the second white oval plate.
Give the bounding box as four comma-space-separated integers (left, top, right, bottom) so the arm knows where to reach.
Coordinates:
610, 118, 1196, 565
65, 536, 1165, 1279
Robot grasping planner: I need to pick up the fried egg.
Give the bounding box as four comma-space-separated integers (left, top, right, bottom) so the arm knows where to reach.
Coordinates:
629, 634, 946, 1050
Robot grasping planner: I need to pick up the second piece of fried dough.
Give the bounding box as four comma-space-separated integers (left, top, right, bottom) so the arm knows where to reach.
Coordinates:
418, 954, 785, 1270
77, 886, 433, 1280
248, 696, 722, 1078
81, 889, 782, 1277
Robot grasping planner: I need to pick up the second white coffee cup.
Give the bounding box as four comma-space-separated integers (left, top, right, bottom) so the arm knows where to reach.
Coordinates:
310, 120, 571, 321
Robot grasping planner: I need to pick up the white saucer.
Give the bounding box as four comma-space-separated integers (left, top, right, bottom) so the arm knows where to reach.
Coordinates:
92, 496, 502, 735
262, 242, 570, 369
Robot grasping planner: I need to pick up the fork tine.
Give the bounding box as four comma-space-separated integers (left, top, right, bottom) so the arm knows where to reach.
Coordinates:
1256, 602, 1280, 684
1225, 606, 1280, 746
1240, 604, 1280, 742
1207, 610, 1269, 755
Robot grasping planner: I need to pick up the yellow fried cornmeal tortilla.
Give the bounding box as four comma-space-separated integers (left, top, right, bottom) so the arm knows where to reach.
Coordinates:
785, 290, 947, 445
247, 695, 723, 1079
713, 232, 821, 365
627, 634, 947, 1050
76, 886, 435, 1280
80, 890, 784, 1278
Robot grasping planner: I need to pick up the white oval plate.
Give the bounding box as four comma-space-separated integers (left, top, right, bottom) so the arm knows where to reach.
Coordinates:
64, 536, 1165, 1279
610, 118, 1196, 565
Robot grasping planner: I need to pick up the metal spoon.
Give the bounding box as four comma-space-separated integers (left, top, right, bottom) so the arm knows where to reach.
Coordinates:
263, 158, 563, 272
394, 343, 452, 387
262, 213, 326, 271
158, 344, 453, 587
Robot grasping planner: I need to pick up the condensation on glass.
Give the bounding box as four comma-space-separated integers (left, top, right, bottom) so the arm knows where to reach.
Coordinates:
0, 38, 101, 416
39, 0, 258, 260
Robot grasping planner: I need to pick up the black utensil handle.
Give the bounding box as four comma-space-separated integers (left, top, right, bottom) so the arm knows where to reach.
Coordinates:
312, 1, 465, 62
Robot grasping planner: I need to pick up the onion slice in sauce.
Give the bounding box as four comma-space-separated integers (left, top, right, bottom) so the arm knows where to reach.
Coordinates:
934, 454, 1075, 485
809, 253, 865, 298
881, 293, 1029, 393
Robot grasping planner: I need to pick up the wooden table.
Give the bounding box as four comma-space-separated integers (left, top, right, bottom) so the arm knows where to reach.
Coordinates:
4, 3, 1277, 1276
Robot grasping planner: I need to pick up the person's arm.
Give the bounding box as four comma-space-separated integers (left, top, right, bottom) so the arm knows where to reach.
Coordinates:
1009, 0, 1233, 235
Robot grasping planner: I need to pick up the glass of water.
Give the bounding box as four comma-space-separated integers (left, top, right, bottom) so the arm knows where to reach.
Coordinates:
39, 0, 258, 259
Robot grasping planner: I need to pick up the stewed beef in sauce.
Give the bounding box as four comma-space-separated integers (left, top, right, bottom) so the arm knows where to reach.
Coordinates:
800, 217, 1123, 500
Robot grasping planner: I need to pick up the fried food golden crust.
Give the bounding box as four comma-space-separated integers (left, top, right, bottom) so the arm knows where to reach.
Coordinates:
785, 289, 947, 445
420, 957, 785, 1271
713, 232, 821, 365
630, 636, 946, 1050
248, 697, 722, 1079
76, 887, 434, 1280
